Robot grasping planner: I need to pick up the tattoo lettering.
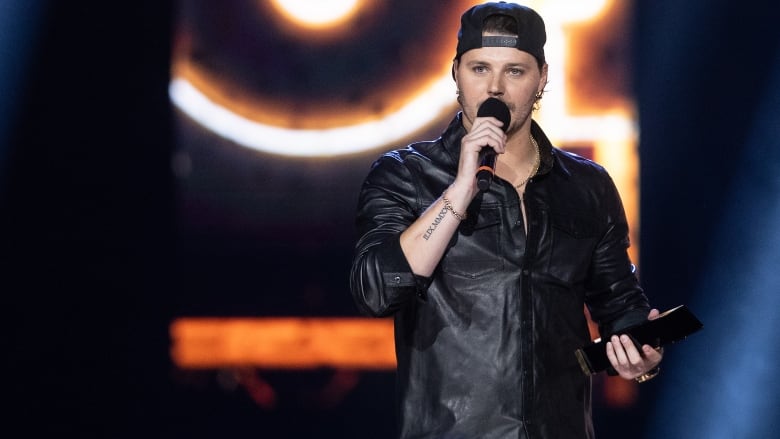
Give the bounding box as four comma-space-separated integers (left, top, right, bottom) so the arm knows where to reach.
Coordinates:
423, 206, 448, 240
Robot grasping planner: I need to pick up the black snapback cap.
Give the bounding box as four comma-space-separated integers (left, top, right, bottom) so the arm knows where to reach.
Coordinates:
455, 1, 546, 64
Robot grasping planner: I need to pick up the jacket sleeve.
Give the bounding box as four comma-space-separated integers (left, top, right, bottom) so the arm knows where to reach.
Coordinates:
584, 172, 650, 338
350, 154, 431, 317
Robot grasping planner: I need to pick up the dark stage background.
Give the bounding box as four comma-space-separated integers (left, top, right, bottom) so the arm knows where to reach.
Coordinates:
3, 1, 779, 438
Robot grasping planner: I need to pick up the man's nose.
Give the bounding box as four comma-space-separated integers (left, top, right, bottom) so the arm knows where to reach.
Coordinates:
487, 75, 504, 97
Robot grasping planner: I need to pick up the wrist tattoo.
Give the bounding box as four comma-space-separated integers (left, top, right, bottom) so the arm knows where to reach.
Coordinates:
423, 206, 448, 240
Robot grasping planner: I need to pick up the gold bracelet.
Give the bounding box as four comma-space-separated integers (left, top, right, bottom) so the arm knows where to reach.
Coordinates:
442, 191, 467, 221
635, 367, 660, 383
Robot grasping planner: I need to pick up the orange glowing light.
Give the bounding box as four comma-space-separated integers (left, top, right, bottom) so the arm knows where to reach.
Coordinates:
269, 0, 362, 29
170, 317, 396, 370
170, 0, 472, 154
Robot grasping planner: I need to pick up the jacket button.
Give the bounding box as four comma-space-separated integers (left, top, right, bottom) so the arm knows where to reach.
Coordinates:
393, 276, 401, 283
522, 269, 530, 275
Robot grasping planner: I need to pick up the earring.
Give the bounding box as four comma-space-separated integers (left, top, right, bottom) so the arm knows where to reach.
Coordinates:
535, 91, 543, 99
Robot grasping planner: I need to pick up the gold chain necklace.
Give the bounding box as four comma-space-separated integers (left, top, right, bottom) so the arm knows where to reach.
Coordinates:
514, 135, 540, 189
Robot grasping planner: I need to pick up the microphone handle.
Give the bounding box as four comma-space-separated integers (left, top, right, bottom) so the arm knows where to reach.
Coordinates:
476, 148, 497, 191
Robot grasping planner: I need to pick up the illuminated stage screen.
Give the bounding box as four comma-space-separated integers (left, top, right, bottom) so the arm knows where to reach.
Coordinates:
169, 1, 642, 436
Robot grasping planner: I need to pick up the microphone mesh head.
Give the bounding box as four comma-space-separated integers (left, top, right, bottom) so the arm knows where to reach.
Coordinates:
476, 97, 511, 132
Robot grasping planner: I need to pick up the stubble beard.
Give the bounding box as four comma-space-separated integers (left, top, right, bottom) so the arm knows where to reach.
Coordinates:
458, 95, 534, 136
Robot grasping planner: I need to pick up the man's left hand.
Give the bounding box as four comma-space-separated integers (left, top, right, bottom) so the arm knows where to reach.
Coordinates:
606, 308, 664, 381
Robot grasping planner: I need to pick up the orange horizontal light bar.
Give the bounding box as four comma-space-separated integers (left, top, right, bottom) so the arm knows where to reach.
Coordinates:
170, 317, 396, 370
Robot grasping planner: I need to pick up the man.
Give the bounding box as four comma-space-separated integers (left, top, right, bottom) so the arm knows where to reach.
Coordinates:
350, 2, 662, 438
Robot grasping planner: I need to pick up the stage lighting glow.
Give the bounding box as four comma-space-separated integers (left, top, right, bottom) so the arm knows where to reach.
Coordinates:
524, 0, 610, 23
170, 0, 627, 159
171, 317, 396, 369
169, 75, 456, 157
648, 58, 780, 439
270, 0, 362, 28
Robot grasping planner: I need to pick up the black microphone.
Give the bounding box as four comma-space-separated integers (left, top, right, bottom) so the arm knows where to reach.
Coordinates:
475, 97, 511, 192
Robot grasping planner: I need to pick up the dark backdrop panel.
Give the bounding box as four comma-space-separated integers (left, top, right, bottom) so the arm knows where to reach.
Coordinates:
635, 1, 780, 437
3, 1, 174, 437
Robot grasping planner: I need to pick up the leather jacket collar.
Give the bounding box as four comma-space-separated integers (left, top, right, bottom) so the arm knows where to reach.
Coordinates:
440, 112, 563, 179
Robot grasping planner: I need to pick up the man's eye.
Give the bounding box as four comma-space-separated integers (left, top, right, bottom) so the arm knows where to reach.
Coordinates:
473, 65, 487, 73
509, 68, 524, 76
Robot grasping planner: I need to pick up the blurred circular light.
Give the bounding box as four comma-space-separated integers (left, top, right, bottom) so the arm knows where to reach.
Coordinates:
171, 0, 626, 158
169, 76, 455, 157
270, 0, 361, 28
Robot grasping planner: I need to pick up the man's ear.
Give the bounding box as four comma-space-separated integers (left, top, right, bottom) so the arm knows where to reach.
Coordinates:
451, 60, 459, 82
538, 62, 549, 93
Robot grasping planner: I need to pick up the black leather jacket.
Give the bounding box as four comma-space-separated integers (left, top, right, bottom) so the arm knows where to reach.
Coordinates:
350, 114, 650, 438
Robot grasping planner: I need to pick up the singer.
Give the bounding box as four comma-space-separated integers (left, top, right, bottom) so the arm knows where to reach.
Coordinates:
350, 3, 662, 438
